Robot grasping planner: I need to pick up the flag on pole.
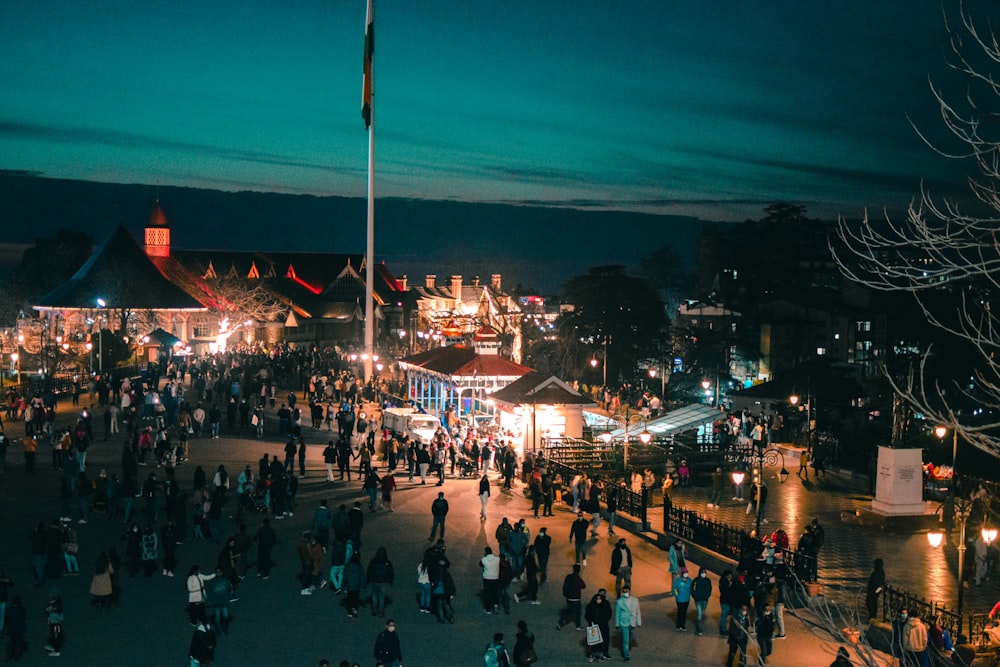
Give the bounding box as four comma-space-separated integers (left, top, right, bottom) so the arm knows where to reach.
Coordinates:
362, 0, 374, 130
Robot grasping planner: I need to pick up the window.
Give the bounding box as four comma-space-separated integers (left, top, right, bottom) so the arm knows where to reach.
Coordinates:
816, 347, 826, 355
834, 333, 840, 340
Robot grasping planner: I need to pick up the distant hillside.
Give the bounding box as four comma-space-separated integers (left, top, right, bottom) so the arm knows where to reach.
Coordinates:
0, 171, 724, 294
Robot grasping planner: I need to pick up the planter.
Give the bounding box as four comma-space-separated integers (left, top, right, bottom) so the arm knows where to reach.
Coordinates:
804, 582, 821, 597
843, 628, 861, 644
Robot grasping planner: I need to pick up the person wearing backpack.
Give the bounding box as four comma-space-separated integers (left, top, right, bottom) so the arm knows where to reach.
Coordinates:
484, 632, 511, 667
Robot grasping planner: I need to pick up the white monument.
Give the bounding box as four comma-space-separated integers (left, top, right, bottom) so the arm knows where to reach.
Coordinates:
871, 446, 926, 515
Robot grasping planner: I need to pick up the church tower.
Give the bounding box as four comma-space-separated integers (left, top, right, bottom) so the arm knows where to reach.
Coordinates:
144, 200, 171, 258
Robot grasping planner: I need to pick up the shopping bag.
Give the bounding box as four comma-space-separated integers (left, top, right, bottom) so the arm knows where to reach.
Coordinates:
586, 623, 603, 646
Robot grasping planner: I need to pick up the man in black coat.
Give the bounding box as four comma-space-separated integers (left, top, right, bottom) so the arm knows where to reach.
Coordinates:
610, 538, 633, 597
373, 619, 403, 667
534, 528, 551, 584
570, 512, 590, 565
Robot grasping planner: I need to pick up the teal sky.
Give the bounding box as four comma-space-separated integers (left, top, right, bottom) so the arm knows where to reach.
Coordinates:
0, 1, 983, 221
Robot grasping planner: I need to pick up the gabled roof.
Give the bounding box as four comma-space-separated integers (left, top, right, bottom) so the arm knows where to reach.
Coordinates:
145, 327, 182, 347
400, 344, 532, 379
35, 225, 206, 311
491, 371, 595, 406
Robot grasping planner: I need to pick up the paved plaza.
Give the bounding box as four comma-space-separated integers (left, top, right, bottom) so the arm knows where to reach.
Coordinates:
0, 389, 951, 665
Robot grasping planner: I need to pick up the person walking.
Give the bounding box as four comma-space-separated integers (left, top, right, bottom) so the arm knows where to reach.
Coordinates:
43, 593, 65, 657
534, 527, 551, 585
3, 595, 27, 661
323, 441, 337, 482
480, 546, 501, 613
429, 492, 448, 541
757, 604, 776, 664
615, 584, 641, 663
668, 538, 686, 594
484, 632, 510, 667
584, 589, 612, 662
610, 537, 633, 597
726, 605, 750, 667
367, 546, 395, 618
512, 620, 537, 667
373, 619, 403, 667
479, 474, 491, 521
798, 449, 809, 479
514, 545, 540, 605
570, 512, 590, 566
380, 472, 396, 511
672, 567, 693, 631
692, 566, 713, 635
254, 518, 277, 580
556, 563, 586, 631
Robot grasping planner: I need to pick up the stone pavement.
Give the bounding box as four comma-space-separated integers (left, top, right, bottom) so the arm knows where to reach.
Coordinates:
658, 452, 1000, 618
0, 389, 886, 666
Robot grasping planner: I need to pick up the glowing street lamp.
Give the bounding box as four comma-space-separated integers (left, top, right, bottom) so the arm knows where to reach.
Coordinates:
982, 527, 998, 545
927, 531, 945, 549
731, 470, 746, 486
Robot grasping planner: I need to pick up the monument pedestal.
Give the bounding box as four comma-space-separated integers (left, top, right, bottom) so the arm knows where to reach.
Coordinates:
871, 447, 927, 516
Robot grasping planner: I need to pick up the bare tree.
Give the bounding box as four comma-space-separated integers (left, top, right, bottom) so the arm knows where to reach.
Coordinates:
833, 3, 1000, 458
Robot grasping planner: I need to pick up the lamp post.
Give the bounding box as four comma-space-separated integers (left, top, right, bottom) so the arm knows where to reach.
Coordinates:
96, 297, 106, 376
926, 425, 970, 634
10, 352, 19, 384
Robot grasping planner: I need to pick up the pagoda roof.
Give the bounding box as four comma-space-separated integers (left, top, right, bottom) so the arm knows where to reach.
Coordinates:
35, 225, 206, 312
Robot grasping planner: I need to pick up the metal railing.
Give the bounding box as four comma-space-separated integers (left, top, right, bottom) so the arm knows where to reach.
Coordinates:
542, 457, 648, 530
663, 502, 814, 578
881, 584, 964, 643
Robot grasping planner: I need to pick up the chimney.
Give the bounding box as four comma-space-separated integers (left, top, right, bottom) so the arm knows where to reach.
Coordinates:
491, 273, 502, 291
425, 274, 436, 289
451, 275, 463, 306
399, 274, 408, 291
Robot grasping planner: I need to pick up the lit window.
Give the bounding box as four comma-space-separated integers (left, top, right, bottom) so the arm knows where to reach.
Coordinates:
816, 347, 826, 355
834, 333, 840, 340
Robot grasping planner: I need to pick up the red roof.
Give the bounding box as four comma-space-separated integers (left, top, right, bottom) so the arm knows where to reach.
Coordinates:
402, 344, 532, 378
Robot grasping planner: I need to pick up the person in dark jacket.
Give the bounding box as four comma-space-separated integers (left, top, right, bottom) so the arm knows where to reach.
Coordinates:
610, 538, 633, 597
585, 589, 613, 661
188, 613, 217, 666
4, 595, 27, 661
570, 512, 590, 565
757, 604, 775, 664
557, 563, 586, 630
692, 567, 714, 635
866, 558, 885, 620
515, 545, 540, 604
254, 519, 277, 579
373, 619, 403, 667
512, 620, 537, 667
343, 552, 366, 617
829, 646, 853, 667
367, 546, 394, 618
726, 605, 750, 667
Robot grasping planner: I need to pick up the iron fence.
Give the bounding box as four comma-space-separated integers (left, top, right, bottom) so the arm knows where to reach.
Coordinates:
881, 584, 964, 643
663, 502, 814, 578
542, 457, 648, 529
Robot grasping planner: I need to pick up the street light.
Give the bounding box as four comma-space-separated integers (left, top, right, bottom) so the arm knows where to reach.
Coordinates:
927, 424, 969, 634
95, 297, 106, 375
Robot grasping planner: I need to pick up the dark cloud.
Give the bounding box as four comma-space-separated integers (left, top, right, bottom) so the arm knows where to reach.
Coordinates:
0, 119, 342, 174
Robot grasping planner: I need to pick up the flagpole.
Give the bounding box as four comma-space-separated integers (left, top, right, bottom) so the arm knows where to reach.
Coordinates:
363, 0, 375, 384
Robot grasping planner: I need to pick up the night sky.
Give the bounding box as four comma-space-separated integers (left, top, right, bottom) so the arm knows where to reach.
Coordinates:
0, 1, 986, 222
